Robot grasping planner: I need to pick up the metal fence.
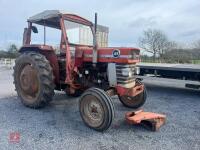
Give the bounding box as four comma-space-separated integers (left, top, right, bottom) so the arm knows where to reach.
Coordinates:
0, 58, 15, 69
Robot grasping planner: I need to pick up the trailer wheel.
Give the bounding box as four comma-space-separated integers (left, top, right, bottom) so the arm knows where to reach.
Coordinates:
79, 88, 114, 131
13, 52, 55, 108
119, 80, 147, 108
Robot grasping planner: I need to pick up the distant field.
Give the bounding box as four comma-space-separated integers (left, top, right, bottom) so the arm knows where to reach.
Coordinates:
192, 60, 200, 64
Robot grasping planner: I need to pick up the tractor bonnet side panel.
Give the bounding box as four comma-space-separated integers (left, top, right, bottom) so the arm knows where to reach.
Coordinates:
75, 47, 140, 64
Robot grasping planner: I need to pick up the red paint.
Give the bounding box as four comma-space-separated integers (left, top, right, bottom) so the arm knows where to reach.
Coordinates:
116, 84, 144, 97
20, 11, 141, 91
75, 46, 140, 65
9, 132, 20, 143
41, 51, 60, 84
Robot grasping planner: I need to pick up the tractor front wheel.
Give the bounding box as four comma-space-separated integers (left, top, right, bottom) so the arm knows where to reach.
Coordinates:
79, 88, 114, 131
119, 80, 147, 108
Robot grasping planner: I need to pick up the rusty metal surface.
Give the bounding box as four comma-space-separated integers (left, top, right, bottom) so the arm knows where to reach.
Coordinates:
19, 64, 39, 100
40, 51, 60, 84
125, 109, 166, 131
106, 89, 117, 96
80, 94, 104, 128
20, 45, 54, 51
116, 84, 144, 97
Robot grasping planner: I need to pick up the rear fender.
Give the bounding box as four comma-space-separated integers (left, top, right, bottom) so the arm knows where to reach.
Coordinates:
19, 45, 60, 84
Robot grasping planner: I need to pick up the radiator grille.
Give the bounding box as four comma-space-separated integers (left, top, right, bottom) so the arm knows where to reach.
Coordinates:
116, 63, 136, 85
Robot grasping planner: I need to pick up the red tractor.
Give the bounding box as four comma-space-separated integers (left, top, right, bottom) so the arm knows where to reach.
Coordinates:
14, 10, 146, 131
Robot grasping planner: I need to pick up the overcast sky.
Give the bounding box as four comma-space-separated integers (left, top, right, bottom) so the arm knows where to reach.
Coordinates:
0, 0, 200, 49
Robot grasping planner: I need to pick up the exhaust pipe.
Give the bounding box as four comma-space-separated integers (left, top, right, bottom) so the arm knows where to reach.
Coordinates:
94, 13, 97, 35
92, 13, 98, 65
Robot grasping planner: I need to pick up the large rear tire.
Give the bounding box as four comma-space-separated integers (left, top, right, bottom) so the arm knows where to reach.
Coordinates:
119, 80, 147, 108
13, 52, 55, 108
79, 88, 114, 131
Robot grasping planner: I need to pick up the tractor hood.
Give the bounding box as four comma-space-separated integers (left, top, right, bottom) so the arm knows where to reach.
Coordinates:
75, 47, 140, 64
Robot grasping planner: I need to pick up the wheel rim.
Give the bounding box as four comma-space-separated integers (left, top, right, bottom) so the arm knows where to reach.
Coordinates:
81, 95, 104, 128
19, 64, 39, 101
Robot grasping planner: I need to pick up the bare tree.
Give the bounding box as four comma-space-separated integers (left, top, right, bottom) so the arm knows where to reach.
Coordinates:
193, 40, 200, 49
156, 34, 169, 61
139, 29, 170, 62
161, 41, 178, 61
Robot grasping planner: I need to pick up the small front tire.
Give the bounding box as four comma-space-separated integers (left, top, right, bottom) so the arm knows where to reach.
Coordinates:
79, 88, 114, 131
119, 80, 147, 108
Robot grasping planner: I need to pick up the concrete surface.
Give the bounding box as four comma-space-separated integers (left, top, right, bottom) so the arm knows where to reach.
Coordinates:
0, 68, 200, 150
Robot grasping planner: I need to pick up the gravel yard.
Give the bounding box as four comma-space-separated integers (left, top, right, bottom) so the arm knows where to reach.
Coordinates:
0, 68, 199, 150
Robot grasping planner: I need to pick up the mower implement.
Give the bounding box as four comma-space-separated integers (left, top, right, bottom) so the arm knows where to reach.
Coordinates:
125, 109, 166, 131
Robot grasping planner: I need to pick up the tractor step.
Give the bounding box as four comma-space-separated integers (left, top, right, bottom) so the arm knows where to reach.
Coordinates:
125, 109, 166, 131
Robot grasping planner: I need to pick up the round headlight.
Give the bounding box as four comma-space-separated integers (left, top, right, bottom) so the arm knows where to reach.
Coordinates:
122, 68, 132, 77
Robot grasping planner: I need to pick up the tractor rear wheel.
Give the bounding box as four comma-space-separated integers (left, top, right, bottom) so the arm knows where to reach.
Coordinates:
13, 52, 55, 108
119, 80, 147, 108
79, 88, 114, 131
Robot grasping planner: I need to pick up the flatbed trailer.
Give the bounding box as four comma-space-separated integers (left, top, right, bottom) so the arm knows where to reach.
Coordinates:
137, 63, 200, 89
